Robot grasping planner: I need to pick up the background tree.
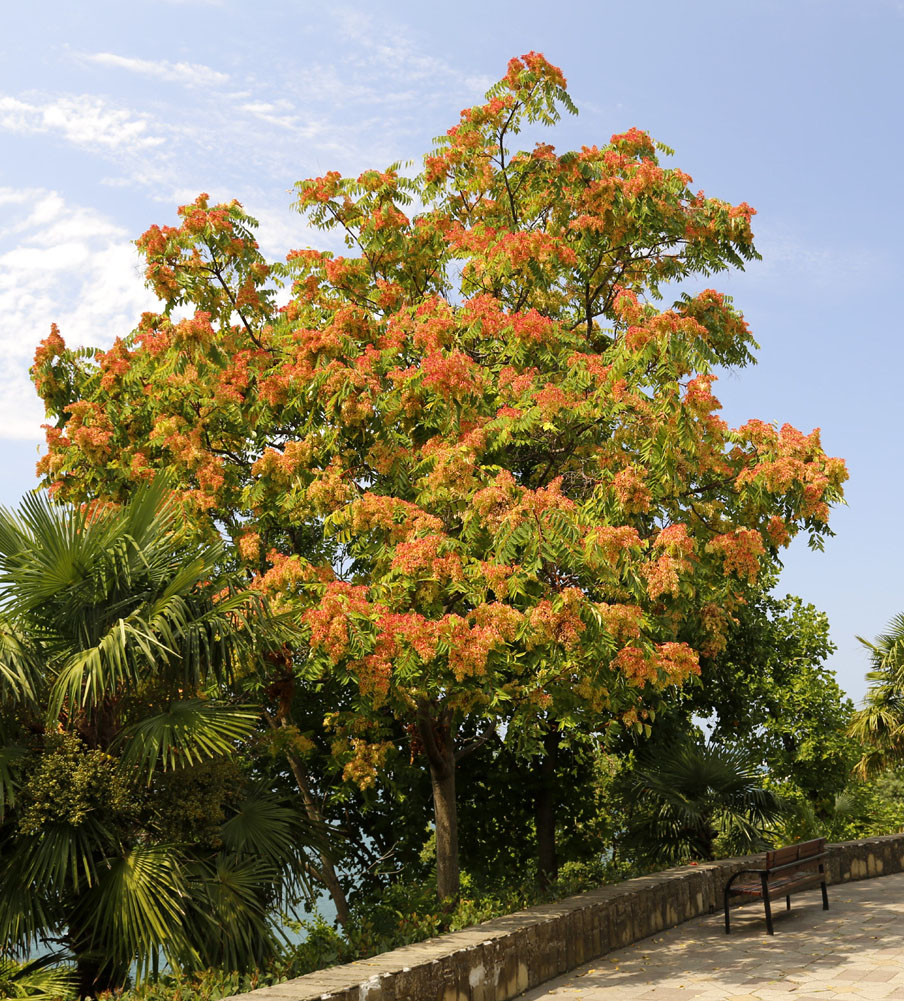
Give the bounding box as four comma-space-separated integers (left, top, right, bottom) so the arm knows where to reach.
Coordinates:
686, 580, 856, 811
31, 52, 847, 902
849, 614, 904, 778
0, 480, 318, 997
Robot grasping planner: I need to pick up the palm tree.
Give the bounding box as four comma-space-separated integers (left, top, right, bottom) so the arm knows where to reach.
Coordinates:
849, 614, 904, 778
622, 740, 785, 864
0, 479, 318, 997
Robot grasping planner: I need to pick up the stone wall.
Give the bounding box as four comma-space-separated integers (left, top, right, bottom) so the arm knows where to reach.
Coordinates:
227, 834, 904, 1001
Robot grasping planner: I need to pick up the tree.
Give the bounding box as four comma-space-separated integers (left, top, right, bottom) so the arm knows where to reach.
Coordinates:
31, 52, 847, 901
685, 583, 856, 810
0, 480, 316, 996
850, 613, 904, 777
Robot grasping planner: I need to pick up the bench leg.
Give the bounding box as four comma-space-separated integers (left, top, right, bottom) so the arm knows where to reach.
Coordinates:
761, 873, 774, 934
724, 889, 731, 934
821, 881, 829, 910
786, 895, 791, 910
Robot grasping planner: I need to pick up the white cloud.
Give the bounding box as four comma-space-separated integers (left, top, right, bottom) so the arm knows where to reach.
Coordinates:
239, 100, 299, 130
0, 187, 159, 441
0, 94, 163, 150
81, 51, 230, 88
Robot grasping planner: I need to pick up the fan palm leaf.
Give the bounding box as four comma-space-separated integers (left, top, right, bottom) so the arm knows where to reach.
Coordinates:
181, 854, 277, 971
0, 618, 39, 706
219, 786, 328, 904
0, 476, 304, 993
13, 819, 110, 892
0, 955, 75, 1000
0, 740, 25, 820
626, 740, 784, 863
116, 700, 260, 783
82, 844, 193, 980
0, 847, 64, 958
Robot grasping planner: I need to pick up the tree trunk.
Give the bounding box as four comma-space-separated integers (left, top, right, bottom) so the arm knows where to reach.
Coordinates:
417, 709, 460, 901
267, 715, 352, 930
75, 954, 103, 1000
535, 726, 560, 890
699, 821, 717, 862
70, 929, 128, 998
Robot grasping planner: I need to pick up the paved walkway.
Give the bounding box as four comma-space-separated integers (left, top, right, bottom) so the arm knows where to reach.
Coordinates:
521, 871, 904, 1001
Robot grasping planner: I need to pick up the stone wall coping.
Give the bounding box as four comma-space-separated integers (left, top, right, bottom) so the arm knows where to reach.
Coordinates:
225, 833, 904, 1001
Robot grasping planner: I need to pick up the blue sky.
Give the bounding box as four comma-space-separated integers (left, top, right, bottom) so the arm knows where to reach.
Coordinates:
0, 0, 900, 700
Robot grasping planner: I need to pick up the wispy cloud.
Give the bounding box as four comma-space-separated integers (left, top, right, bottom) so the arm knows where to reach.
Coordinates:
0, 94, 163, 150
0, 188, 159, 441
729, 220, 890, 294
80, 51, 230, 88
239, 99, 299, 130
2, 11, 493, 208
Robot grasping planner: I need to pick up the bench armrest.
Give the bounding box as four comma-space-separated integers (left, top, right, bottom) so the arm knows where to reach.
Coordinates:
724, 868, 768, 893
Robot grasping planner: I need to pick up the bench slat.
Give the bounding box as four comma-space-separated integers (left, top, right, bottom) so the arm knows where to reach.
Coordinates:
766, 844, 801, 867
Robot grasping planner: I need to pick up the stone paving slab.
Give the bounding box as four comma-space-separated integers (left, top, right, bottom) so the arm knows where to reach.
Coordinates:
520, 871, 904, 1001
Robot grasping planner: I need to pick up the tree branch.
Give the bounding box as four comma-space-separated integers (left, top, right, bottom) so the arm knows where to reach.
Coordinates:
454, 723, 497, 762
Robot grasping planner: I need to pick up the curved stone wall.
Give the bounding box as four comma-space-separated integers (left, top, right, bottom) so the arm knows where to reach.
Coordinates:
226, 834, 904, 1001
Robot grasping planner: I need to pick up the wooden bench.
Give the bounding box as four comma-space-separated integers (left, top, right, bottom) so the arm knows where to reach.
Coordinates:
723, 837, 829, 934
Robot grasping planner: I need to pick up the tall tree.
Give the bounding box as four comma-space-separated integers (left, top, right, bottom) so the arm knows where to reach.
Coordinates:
31, 53, 846, 900
0, 480, 317, 996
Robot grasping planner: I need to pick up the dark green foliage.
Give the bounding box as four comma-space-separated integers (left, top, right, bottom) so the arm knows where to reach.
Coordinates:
705, 591, 855, 804
621, 740, 785, 864
643, 581, 857, 821
455, 732, 619, 883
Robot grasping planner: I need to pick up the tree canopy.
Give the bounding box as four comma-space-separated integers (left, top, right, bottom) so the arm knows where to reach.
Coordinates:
30, 52, 847, 901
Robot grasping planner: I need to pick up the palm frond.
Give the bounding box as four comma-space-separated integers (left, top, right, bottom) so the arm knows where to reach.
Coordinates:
116, 700, 259, 783
0, 955, 75, 1000
626, 740, 784, 863
83, 844, 192, 980
0, 837, 66, 955
15, 820, 106, 892
219, 786, 327, 904
851, 614, 904, 775
181, 853, 277, 971
48, 614, 175, 719
0, 618, 39, 707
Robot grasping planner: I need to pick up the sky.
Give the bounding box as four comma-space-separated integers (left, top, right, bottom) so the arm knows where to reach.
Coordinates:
0, 0, 900, 701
